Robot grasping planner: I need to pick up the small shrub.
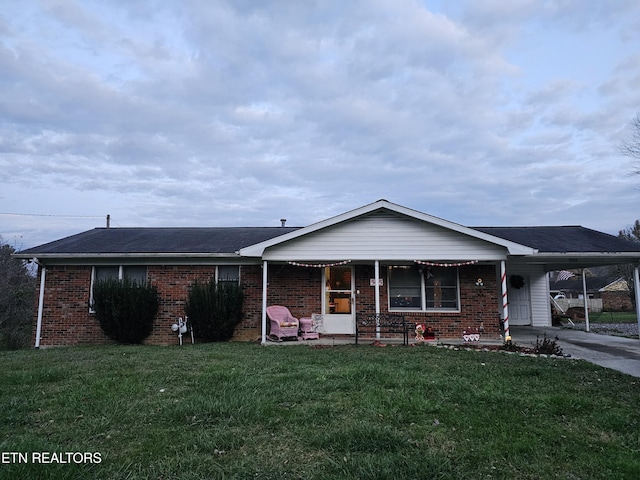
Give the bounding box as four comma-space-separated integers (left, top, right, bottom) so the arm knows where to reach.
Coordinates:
534, 334, 564, 356
185, 279, 243, 342
92, 278, 159, 344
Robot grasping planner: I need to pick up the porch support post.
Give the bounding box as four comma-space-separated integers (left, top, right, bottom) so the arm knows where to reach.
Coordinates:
500, 260, 510, 339
582, 269, 590, 332
634, 265, 640, 339
375, 260, 381, 340
35, 263, 46, 349
261, 260, 268, 344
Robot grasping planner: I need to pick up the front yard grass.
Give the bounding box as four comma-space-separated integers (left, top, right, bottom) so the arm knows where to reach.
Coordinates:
1, 343, 639, 479
589, 311, 637, 324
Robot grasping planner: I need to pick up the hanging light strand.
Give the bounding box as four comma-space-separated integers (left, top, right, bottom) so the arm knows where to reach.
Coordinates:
414, 260, 479, 267
288, 260, 352, 268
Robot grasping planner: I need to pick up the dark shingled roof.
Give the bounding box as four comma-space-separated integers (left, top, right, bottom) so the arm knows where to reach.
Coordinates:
473, 226, 640, 253
17, 227, 302, 255
17, 225, 640, 257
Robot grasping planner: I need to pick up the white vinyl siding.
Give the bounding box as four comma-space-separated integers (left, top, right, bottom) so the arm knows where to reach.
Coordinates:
262, 211, 508, 261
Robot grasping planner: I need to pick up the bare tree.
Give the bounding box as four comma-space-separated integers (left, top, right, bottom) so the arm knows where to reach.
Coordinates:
613, 222, 640, 310
0, 237, 36, 349
620, 113, 640, 174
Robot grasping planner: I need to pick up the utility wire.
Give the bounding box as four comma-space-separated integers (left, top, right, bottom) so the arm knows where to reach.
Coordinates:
0, 212, 105, 218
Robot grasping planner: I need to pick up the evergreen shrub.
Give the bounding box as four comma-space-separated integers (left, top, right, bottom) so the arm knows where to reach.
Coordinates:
92, 278, 159, 344
185, 279, 244, 342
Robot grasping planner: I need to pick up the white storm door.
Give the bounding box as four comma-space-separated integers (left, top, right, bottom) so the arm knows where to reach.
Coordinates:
322, 266, 355, 334
509, 276, 532, 325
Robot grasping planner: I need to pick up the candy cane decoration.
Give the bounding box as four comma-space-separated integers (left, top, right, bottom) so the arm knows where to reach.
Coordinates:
500, 260, 510, 340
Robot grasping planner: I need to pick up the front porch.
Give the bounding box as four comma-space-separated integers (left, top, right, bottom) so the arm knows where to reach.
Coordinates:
259, 260, 506, 344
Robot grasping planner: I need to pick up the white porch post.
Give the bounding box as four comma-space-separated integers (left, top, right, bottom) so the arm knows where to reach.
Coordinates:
35, 264, 46, 349
582, 268, 590, 332
500, 260, 510, 339
375, 260, 380, 340
634, 266, 640, 339
261, 260, 268, 344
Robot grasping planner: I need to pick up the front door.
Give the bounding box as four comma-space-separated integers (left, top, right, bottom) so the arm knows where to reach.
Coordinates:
509, 275, 532, 325
322, 265, 355, 334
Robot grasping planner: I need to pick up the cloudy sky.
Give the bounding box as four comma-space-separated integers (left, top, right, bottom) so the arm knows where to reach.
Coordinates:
2, 0, 640, 249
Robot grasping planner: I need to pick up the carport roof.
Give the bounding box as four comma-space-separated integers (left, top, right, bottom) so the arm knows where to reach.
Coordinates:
473, 226, 640, 253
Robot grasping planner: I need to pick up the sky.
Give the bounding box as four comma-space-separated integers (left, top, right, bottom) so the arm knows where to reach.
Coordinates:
1, 0, 640, 250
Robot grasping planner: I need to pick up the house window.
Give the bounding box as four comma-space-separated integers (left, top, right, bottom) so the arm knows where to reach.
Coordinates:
389, 266, 422, 309
94, 266, 148, 284
217, 265, 240, 283
90, 266, 148, 312
388, 265, 459, 311
425, 267, 459, 310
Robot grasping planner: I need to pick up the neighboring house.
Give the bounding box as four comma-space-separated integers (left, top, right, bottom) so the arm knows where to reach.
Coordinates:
15, 200, 640, 347
550, 271, 633, 312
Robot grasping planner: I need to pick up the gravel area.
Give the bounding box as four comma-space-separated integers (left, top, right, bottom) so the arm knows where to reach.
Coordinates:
564, 322, 639, 338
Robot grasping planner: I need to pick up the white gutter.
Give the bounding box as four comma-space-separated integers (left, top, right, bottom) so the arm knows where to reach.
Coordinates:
34, 258, 46, 349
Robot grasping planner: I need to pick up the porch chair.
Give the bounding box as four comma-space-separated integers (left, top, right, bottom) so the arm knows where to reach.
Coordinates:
298, 316, 320, 340
266, 306, 300, 342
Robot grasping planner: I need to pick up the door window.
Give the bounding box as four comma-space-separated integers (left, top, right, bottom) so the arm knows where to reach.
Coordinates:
325, 266, 352, 314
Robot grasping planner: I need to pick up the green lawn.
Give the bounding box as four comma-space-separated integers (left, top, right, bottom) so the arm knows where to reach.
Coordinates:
589, 311, 638, 324
1, 343, 639, 479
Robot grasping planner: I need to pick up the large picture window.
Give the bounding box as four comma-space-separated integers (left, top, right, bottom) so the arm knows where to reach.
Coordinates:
388, 266, 422, 309
425, 267, 458, 310
388, 265, 459, 311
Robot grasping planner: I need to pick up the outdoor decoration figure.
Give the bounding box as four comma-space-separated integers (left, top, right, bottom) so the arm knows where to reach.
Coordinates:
415, 324, 426, 342
463, 327, 481, 342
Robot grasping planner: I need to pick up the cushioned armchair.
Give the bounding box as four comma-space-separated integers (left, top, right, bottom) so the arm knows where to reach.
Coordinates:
266, 306, 300, 341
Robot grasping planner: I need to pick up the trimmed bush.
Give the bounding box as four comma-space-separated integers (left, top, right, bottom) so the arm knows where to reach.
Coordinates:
92, 278, 159, 344
185, 279, 244, 342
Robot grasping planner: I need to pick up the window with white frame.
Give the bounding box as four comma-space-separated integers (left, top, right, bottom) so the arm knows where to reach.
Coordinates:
388, 265, 459, 311
90, 265, 148, 312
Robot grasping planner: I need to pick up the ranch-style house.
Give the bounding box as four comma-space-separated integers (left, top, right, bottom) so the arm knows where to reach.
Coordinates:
15, 200, 640, 347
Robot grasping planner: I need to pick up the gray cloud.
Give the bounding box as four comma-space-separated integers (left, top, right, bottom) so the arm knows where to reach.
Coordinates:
1, 0, 639, 249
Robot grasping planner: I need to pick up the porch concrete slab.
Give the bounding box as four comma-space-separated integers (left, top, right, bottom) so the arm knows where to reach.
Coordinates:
511, 326, 640, 378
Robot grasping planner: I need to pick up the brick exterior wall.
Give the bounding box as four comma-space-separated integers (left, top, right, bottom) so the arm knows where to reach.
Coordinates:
602, 291, 634, 312
33, 265, 111, 347
34, 262, 502, 347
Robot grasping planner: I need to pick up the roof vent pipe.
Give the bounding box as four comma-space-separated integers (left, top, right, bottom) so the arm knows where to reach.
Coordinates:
106, 214, 110, 228
280, 218, 286, 227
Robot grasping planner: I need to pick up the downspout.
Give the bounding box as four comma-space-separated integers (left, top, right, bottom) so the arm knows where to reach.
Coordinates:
634, 266, 640, 340
261, 260, 268, 344
34, 259, 46, 349
582, 269, 590, 332
374, 260, 380, 340
500, 260, 510, 339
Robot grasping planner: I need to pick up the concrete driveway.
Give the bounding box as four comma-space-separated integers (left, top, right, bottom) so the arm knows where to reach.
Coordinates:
511, 326, 640, 378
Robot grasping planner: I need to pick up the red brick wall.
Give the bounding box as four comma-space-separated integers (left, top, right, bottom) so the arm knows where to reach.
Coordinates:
33, 265, 111, 347
34, 262, 501, 346
146, 265, 217, 345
